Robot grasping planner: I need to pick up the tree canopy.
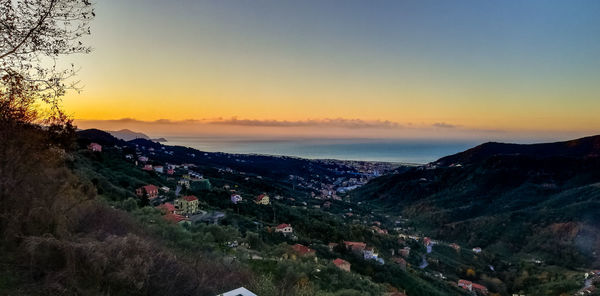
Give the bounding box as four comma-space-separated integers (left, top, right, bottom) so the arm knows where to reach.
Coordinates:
0, 0, 94, 124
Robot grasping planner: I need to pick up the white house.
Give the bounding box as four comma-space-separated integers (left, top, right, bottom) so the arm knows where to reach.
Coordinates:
275, 223, 293, 234
231, 194, 243, 204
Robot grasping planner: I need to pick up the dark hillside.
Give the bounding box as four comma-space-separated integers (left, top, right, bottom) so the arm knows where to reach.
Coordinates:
353, 136, 600, 269
436, 135, 600, 166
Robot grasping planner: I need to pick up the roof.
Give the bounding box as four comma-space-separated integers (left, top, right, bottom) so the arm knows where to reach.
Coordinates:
143, 185, 158, 192
164, 213, 187, 223
292, 244, 315, 255
218, 287, 257, 296
472, 283, 487, 291
156, 203, 175, 213
276, 223, 291, 229
333, 258, 350, 266
343, 241, 367, 248
183, 195, 198, 202
255, 194, 268, 201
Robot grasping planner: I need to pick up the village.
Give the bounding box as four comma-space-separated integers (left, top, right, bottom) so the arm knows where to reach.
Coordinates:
87, 141, 500, 296
87, 141, 597, 296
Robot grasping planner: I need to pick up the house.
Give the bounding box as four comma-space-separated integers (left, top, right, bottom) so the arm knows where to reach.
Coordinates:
160, 186, 170, 193
275, 223, 293, 234
399, 247, 410, 258
363, 248, 385, 264
372, 226, 388, 234
183, 171, 203, 181
255, 194, 270, 205
167, 169, 174, 175
458, 279, 473, 291
472, 283, 489, 295
231, 194, 243, 204
178, 179, 190, 189
153, 166, 164, 173
156, 202, 175, 214
175, 195, 199, 215
343, 241, 367, 253
423, 237, 432, 246
142, 164, 153, 171
136, 185, 159, 199
333, 258, 351, 272
363, 247, 378, 260
138, 156, 149, 162
87, 142, 102, 152
164, 213, 188, 224
217, 287, 257, 296
473, 247, 482, 253
292, 244, 315, 257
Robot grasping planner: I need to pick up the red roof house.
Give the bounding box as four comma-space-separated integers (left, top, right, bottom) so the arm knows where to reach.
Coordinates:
156, 203, 175, 214
87, 142, 102, 152
423, 237, 432, 246
164, 213, 188, 224
292, 244, 315, 256
458, 279, 473, 291
136, 184, 159, 199
472, 283, 488, 295
183, 195, 198, 202
333, 258, 351, 272
275, 223, 293, 234
343, 241, 367, 252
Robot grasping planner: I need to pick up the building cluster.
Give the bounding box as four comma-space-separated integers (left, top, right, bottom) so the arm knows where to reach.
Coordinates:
458, 279, 488, 295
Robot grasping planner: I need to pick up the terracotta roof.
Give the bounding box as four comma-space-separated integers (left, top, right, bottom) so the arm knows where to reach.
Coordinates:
276, 223, 291, 229
164, 213, 187, 223
333, 258, 350, 266
183, 195, 198, 202
292, 244, 315, 255
472, 283, 487, 291
343, 241, 367, 249
156, 203, 175, 213
143, 185, 158, 192
255, 194, 268, 201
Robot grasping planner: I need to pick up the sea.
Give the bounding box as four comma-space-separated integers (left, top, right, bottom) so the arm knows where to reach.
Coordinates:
163, 137, 479, 164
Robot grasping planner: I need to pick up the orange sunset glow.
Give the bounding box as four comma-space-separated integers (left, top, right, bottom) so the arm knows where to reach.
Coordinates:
61, 0, 600, 141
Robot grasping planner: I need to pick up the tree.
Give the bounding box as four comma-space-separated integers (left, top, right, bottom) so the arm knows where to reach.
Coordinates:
0, 0, 94, 124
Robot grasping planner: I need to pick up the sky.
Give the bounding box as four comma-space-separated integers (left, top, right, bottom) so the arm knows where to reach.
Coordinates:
64, 0, 600, 141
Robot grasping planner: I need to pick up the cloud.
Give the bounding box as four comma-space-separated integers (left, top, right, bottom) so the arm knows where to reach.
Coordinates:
79, 118, 201, 125
432, 122, 457, 128
210, 117, 401, 129
77, 117, 402, 129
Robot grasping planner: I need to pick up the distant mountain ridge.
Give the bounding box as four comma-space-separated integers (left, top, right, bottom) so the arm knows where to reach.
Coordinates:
436, 135, 600, 166
107, 129, 151, 141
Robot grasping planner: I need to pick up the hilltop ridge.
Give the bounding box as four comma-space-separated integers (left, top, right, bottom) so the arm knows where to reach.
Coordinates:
435, 135, 600, 166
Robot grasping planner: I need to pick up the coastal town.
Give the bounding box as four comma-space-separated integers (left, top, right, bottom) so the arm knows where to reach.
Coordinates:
83, 139, 508, 296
